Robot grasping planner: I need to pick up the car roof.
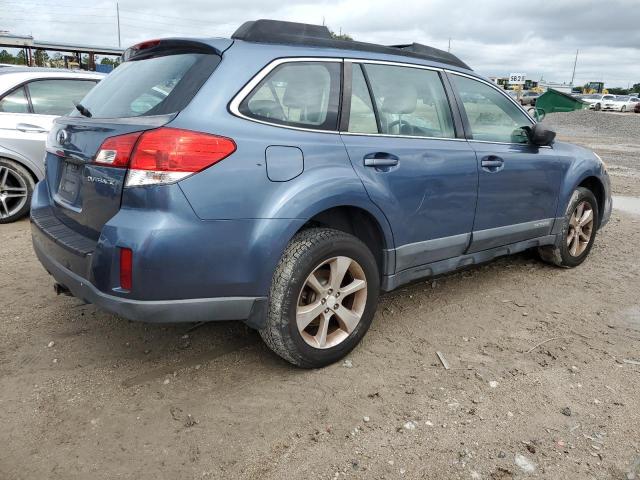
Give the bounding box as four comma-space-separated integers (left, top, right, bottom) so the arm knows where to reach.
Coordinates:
0, 68, 104, 94
230, 19, 472, 71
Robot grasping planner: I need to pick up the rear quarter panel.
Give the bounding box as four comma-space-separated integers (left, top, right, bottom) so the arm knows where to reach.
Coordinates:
163, 43, 396, 289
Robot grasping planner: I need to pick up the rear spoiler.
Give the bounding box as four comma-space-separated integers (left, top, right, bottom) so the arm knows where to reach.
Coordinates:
123, 39, 232, 61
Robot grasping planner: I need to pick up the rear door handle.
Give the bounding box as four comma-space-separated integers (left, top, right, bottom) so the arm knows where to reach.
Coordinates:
481, 155, 504, 171
363, 152, 399, 167
16, 123, 47, 133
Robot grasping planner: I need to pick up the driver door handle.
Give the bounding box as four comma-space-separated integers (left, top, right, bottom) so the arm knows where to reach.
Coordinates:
363, 152, 399, 167
481, 155, 504, 171
16, 123, 47, 133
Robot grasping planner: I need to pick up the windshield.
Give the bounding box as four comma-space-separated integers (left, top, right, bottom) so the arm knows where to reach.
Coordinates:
583, 95, 600, 99
71, 52, 220, 118
615, 96, 630, 101
602, 95, 615, 100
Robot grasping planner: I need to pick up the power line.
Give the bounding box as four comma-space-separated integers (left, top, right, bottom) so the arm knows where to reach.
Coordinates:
0, 0, 112, 11
2, 16, 110, 25
118, 7, 216, 26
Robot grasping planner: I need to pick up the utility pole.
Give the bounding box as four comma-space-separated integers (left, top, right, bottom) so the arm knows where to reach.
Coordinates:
570, 49, 578, 86
448, 37, 451, 52
116, 2, 121, 48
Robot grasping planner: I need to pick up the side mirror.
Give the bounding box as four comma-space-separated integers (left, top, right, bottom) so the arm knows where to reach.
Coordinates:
524, 123, 556, 146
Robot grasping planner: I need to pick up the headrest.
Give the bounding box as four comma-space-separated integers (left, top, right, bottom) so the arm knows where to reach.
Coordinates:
282, 77, 323, 109
380, 85, 418, 114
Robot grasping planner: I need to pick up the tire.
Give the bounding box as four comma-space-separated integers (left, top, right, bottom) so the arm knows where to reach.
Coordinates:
621, 105, 626, 112
538, 187, 599, 268
595, 103, 601, 111
0, 159, 34, 224
260, 228, 380, 368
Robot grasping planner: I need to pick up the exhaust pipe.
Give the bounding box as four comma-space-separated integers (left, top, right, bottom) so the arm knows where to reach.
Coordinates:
53, 283, 72, 296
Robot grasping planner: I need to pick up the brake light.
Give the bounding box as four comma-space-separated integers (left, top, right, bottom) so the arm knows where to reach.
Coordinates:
119, 247, 133, 290
125, 128, 236, 187
134, 39, 161, 50
94, 132, 143, 167
123, 39, 162, 61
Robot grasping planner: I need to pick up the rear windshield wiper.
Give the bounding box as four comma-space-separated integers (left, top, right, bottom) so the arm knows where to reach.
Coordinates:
74, 102, 92, 118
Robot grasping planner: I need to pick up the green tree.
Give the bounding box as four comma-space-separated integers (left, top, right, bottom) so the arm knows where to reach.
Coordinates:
34, 49, 49, 67
0, 49, 16, 64
100, 57, 120, 67
16, 50, 28, 65
329, 29, 353, 41
631, 83, 640, 93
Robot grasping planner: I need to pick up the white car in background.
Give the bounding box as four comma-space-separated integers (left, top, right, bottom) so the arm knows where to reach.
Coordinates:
580, 94, 616, 111
602, 95, 640, 112
0, 67, 103, 222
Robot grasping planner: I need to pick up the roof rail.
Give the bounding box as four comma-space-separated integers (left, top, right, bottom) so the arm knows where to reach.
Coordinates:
231, 19, 472, 71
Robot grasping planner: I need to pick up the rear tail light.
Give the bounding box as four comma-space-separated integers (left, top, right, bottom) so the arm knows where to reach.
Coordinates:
119, 247, 133, 290
94, 132, 143, 167
93, 128, 236, 187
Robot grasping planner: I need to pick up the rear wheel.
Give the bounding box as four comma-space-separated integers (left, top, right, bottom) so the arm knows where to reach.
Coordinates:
0, 159, 34, 224
595, 103, 601, 111
538, 187, 599, 268
260, 228, 380, 368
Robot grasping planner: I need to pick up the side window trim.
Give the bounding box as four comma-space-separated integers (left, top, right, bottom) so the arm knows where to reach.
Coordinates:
446, 70, 536, 145
22, 83, 35, 114
338, 61, 352, 132
358, 63, 382, 134
356, 60, 457, 140
438, 71, 465, 139
446, 71, 536, 126
26, 78, 99, 116
0, 85, 33, 114
442, 71, 472, 140
342, 59, 463, 141
229, 57, 344, 133
1, 78, 98, 116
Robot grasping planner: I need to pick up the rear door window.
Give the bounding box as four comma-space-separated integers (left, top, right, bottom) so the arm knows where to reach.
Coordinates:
0, 86, 29, 113
72, 53, 220, 118
28, 79, 97, 116
360, 63, 455, 138
348, 64, 378, 134
239, 61, 341, 131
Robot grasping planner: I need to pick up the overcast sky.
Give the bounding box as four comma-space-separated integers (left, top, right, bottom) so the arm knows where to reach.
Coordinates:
2, 0, 639, 88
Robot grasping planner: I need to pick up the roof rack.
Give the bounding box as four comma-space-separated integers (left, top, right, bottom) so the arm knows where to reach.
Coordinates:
232, 20, 471, 71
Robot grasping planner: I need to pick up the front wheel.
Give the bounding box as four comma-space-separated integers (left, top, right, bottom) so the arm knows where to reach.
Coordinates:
595, 103, 601, 111
260, 228, 380, 368
538, 187, 599, 268
621, 105, 627, 112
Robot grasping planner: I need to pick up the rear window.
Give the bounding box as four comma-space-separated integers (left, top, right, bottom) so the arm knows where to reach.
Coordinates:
72, 53, 219, 119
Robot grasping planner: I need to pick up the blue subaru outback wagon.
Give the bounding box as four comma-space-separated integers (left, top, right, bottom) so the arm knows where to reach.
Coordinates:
31, 20, 611, 367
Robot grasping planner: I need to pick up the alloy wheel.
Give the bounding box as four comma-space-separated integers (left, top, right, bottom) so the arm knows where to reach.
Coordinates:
296, 256, 367, 349
567, 201, 594, 257
0, 165, 29, 220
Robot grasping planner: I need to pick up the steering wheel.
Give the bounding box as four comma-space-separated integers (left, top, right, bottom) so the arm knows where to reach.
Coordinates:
387, 119, 413, 135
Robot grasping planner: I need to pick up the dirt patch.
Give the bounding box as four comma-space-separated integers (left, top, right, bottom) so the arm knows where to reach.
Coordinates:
1, 115, 640, 479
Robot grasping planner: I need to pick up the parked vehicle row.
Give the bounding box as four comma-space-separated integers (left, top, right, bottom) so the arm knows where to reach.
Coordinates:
579, 93, 640, 112
28, 20, 611, 367
0, 67, 103, 222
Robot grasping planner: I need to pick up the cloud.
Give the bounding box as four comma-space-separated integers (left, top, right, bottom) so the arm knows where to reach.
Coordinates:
1, 0, 638, 87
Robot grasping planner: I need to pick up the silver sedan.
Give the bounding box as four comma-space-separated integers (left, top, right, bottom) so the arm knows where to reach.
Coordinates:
0, 67, 103, 222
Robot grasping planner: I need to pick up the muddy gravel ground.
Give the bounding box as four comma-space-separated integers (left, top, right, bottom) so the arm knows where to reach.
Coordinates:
2, 112, 640, 480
